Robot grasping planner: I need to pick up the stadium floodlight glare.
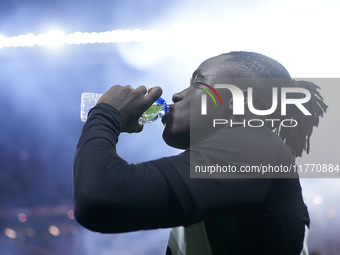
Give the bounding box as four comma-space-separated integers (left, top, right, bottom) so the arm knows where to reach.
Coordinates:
45, 31, 66, 47
0, 29, 166, 49
35, 30, 66, 47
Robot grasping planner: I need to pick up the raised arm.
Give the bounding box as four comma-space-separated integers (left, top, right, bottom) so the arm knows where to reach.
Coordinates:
73, 86, 272, 233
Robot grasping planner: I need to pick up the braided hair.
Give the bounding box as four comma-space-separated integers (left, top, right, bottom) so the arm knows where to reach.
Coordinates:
222, 51, 328, 157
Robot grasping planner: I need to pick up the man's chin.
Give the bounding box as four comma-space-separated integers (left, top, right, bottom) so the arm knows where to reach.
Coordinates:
162, 128, 189, 150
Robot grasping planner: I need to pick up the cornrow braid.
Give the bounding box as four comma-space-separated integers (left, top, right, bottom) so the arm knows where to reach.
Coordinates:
275, 80, 328, 157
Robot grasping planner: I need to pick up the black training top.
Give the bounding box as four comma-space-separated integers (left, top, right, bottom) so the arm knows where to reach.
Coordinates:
73, 103, 310, 255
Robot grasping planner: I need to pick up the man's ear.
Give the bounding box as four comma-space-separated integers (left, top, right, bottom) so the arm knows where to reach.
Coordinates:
228, 89, 254, 109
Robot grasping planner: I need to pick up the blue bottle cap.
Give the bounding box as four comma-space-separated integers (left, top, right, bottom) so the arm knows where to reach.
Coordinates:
155, 97, 166, 105
155, 97, 168, 113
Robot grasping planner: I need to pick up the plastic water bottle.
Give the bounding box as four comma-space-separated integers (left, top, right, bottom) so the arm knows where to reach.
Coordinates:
80, 92, 168, 124
80, 93, 103, 122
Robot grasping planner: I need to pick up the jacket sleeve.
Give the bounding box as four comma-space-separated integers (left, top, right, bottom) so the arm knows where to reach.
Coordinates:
73, 103, 200, 233
73, 103, 271, 233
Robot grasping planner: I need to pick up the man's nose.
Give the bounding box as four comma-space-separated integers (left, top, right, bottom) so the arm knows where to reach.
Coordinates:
172, 92, 184, 103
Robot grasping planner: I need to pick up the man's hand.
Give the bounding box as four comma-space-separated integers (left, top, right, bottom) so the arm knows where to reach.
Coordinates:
97, 85, 162, 133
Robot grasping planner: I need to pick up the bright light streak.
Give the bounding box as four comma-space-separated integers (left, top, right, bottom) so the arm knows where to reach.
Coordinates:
0, 29, 165, 48
36, 34, 46, 46
25, 34, 36, 47
45, 31, 66, 48
0, 33, 37, 48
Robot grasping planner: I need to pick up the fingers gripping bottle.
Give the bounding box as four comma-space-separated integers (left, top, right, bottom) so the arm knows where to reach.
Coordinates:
80, 92, 168, 124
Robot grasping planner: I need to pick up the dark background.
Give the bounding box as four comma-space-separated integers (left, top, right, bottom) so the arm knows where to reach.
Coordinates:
0, 0, 339, 254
